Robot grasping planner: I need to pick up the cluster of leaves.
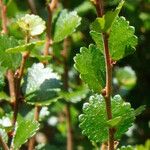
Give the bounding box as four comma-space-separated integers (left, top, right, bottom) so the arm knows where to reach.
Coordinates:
0, 3, 85, 149
74, 0, 145, 148
0, 0, 148, 149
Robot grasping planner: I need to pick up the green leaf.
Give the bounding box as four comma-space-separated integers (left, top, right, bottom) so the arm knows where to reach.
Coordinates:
107, 116, 122, 127
74, 44, 105, 93
17, 14, 46, 36
0, 35, 22, 70
59, 85, 89, 103
12, 119, 39, 150
90, 0, 124, 32
136, 140, 150, 150
118, 145, 134, 150
0, 91, 10, 101
79, 94, 135, 143
115, 66, 137, 90
91, 17, 138, 60
134, 105, 146, 116
75, 1, 95, 15
6, 40, 45, 53
109, 17, 138, 60
54, 9, 81, 42
22, 63, 61, 106
0, 67, 6, 91
90, 31, 103, 52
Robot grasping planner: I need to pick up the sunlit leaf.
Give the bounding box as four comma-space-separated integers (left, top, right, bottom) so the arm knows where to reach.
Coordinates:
12, 119, 39, 150
54, 9, 81, 42
22, 63, 61, 106
90, 0, 124, 32
17, 14, 46, 36
0, 35, 21, 70
6, 40, 45, 53
91, 17, 138, 60
79, 94, 135, 143
74, 44, 105, 93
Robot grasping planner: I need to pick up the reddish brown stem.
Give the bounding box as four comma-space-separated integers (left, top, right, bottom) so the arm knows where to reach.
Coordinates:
6, 70, 16, 104
28, 106, 40, 150
0, 0, 7, 33
44, 0, 57, 63
0, 135, 9, 150
27, 0, 37, 14
62, 38, 73, 150
12, 34, 30, 126
65, 103, 73, 150
94, 0, 103, 17
13, 51, 30, 126
93, 0, 114, 149
103, 33, 114, 150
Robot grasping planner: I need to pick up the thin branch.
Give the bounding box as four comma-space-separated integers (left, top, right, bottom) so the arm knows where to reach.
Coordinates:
27, 0, 37, 14
28, 106, 41, 150
103, 33, 114, 150
13, 34, 30, 126
94, 0, 103, 17
0, 134, 9, 150
6, 70, 16, 104
44, 0, 57, 62
13, 51, 30, 126
93, 0, 115, 149
0, 0, 7, 34
65, 103, 73, 150
62, 38, 73, 150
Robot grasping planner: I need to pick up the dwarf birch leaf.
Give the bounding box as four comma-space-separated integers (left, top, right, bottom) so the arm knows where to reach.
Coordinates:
90, 0, 124, 32
6, 40, 45, 53
12, 120, 39, 150
90, 30, 103, 52
59, 85, 89, 103
0, 35, 21, 70
54, 9, 81, 42
22, 63, 61, 106
79, 94, 135, 143
90, 17, 138, 60
17, 14, 46, 36
74, 44, 105, 93
109, 17, 138, 60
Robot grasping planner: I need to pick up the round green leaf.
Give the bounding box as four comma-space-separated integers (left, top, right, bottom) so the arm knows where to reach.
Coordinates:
54, 9, 81, 42
22, 63, 61, 106
17, 14, 46, 36
79, 94, 135, 143
74, 44, 105, 93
